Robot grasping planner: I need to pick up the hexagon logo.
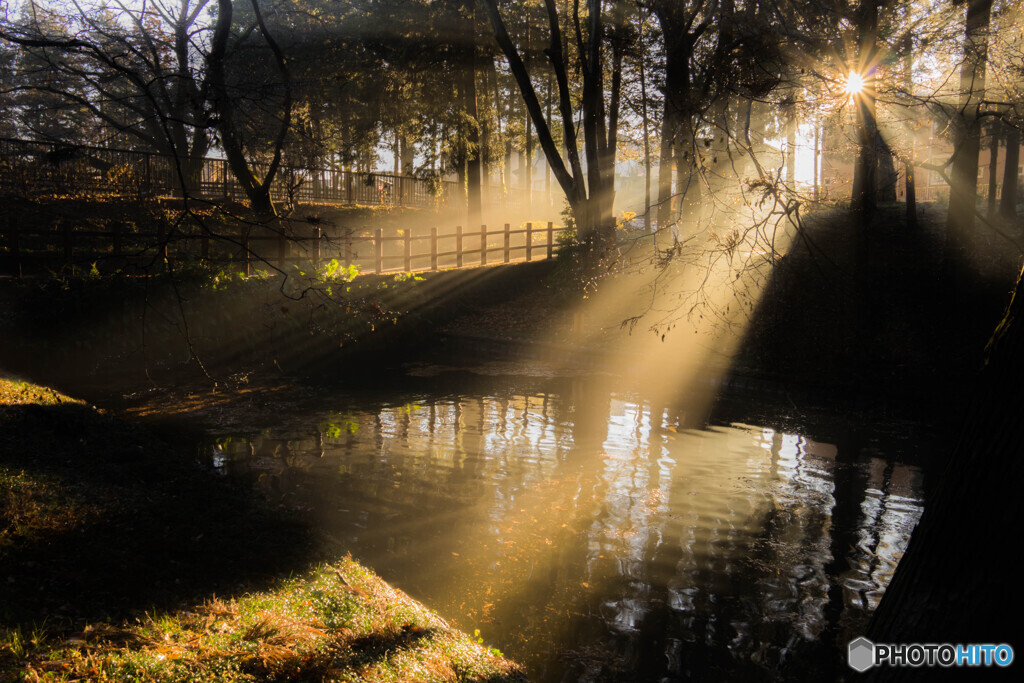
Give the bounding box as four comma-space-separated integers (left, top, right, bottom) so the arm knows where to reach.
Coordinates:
848, 637, 875, 672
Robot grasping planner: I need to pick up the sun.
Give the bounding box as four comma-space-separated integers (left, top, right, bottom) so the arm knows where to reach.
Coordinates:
844, 71, 866, 97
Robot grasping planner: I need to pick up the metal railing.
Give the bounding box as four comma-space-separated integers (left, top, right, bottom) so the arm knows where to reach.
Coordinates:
0, 137, 465, 208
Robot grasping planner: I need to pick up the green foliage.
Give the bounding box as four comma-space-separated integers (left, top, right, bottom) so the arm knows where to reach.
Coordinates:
318, 258, 360, 282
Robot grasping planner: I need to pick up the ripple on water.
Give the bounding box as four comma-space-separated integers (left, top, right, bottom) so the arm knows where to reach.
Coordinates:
202, 384, 925, 681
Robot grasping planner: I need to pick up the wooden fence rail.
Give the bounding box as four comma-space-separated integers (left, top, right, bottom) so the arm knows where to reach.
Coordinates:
1, 218, 564, 278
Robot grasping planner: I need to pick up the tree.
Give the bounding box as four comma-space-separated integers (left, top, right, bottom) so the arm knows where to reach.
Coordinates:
946, 0, 994, 239
1000, 124, 1019, 217
0, 1, 215, 192
851, 0, 881, 227
482, 0, 619, 251
208, 0, 292, 218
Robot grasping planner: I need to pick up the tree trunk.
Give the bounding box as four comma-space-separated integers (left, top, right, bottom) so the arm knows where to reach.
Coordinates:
208, 0, 291, 220
946, 0, 993, 241
463, 15, 482, 228
902, 32, 917, 229
640, 49, 652, 233
987, 122, 999, 217
785, 103, 797, 188
657, 109, 675, 227
851, 0, 879, 227
813, 114, 820, 201
876, 131, 898, 203
525, 102, 533, 204
999, 125, 1018, 218
400, 133, 414, 176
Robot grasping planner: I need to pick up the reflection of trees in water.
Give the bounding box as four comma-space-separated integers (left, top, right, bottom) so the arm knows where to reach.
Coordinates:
202, 382, 923, 681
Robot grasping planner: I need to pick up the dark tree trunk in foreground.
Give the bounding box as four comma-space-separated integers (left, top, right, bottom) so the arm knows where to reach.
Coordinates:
1000, 125, 1019, 218
868, 265, 1024, 665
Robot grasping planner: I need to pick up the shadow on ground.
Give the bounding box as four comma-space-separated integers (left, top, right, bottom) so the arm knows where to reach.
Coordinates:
738, 204, 1022, 401
0, 399, 318, 629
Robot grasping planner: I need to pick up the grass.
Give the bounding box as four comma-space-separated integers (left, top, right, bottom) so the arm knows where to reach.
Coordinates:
0, 376, 525, 681
5, 557, 524, 682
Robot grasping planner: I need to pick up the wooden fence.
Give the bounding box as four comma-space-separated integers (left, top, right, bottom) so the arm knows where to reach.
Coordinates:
0, 217, 565, 278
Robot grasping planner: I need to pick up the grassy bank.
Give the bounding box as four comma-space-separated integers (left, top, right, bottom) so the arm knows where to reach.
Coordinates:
0, 376, 524, 682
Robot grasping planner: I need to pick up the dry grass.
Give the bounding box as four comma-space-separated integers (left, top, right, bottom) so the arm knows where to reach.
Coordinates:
7, 557, 526, 682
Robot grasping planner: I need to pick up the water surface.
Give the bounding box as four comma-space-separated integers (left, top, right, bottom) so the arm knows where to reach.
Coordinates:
203, 375, 924, 680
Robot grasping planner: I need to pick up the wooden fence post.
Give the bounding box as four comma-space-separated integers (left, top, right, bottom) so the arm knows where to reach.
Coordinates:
430, 227, 438, 271
456, 225, 463, 268
222, 159, 229, 198
480, 224, 487, 266
375, 227, 383, 274
503, 223, 510, 263
315, 226, 322, 267
526, 222, 533, 262
404, 229, 412, 271
344, 230, 353, 266
547, 221, 554, 259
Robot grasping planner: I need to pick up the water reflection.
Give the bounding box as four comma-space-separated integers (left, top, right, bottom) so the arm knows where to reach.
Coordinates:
204, 379, 923, 681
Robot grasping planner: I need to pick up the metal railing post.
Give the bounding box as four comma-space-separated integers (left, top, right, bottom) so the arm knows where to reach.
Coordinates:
456, 225, 463, 268
526, 222, 533, 261
480, 224, 487, 266
503, 223, 510, 263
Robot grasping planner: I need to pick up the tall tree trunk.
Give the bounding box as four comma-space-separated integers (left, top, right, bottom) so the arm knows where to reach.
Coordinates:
946, 0, 993, 241
876, 131, 898, 202
525, 102, 533, 204
463, 8, 482, 229
902, 31, 917, 228
1000, 125, 1019, 218
851, 0, 879, 228
209, 0, 292, 220
392, 130, 400, 174
675, 117, 701, 230
640, 49, 652, 233
545, 75, 552, 205
813, 114, 820, 201
987, 122, 1000, 218
400, 133, 414, 175
785, 102, 797, 188
657, 110, 674, 227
